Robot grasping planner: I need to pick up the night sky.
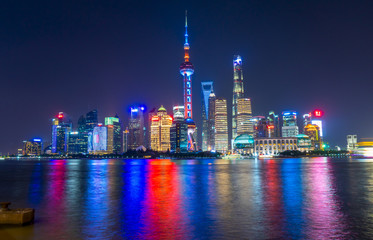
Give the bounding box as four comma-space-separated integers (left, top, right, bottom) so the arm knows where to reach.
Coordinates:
1, 0, 373, 153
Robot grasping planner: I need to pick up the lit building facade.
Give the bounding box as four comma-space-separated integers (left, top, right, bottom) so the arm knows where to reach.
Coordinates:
304, 124, 322, 149
207, 91, 216, 151
179, 11, 196, 151
254, 137, 298, 156
201, 81, 214, 151
86, 109, 98, 133
236, 98, 253, 136
215, 98, 228, 152
252, 116, 268, 138
105, 116, 122, 154
232, 55, 244, 141
67, 131, 87, 154
23, 138, 42, 156
347, 135, 358, 151
170, 110, 188, 152
51, 112, 72, 154
150, 106, 173, 152
282, 111, 299, 137
267, 111, 281, 137
128, 106, 146, 150
88, 124, 107, 154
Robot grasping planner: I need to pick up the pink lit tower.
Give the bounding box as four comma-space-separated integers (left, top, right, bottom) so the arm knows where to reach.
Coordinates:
179, 11, 197, 151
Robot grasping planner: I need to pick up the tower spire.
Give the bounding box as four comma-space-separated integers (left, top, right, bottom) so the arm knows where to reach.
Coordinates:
185, 10, 188, 45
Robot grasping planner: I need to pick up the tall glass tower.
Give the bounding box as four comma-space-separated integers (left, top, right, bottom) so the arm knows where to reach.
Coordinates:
232, 55, 244, 141
201, 81, 214, 151
179, 11, 196, 151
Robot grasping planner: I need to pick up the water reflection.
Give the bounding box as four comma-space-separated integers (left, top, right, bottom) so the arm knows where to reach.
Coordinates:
0, 158, 372, 239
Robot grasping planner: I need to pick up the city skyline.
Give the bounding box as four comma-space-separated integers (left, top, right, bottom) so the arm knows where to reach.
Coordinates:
1, 1, 373, 153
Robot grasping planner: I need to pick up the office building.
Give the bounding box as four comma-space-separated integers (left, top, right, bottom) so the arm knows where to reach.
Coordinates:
232, 55, 244, 141
170, 110, 188, 152
51, 112, 72, 154
347, 135, 358, 151
128, 106, 146, 150
201, 81, 214, 151
215, 98, 228, 152
88, 124, 107, 154
23, 138, 42, 156
268, 111, 281, 137
236, 98, 253, 136
282, 111, 299, 137
105, 116, 122, 154
150, 106, 173, 152
304, 124, 322, 149
207, 91, 216, 151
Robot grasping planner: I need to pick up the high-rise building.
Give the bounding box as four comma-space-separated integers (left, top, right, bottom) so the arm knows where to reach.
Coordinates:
173, 105, 185, 116
282, 111, 299, 137
147, 107, 157, 149
252, 116, 268, 138
207, 91, 216, 151
303, 113, 311, 130
51, 112, 72, 154
128, 106, 146, 150
304, 124, 322, 149
88, 124, 107, 154
77, 115, 88, 153
170, 110, 188, 152
123, 127, 129, 153
67, 131, 86, 154
310, 109, 324, 138
179, 11, 196, 151
268, 111, 281, 137
86, 109, 98, 133
215, 98, 228, 152
105, 116, 122, 154
347, 135, 358, 151
236, 98, 253, 136
150, 106, 173, 152
232, 55, 244, 141
23, 138, 42, 156
201, 81, 214, 151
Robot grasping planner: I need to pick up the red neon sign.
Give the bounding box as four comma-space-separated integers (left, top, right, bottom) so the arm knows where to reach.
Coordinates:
313, 109, 323, 118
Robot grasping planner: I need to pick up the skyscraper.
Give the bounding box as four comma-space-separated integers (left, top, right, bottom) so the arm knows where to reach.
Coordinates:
86, 109, 98, 133
51, 112, 72, 154
282, 111, 299, 137
201, 81, 214, 151
232, 55, 244, 141
128, 106, 146, 150
236, 98, 253, 136
215, 98, 228, 152
150, 106, 173, 152
179, 11, 196, 151
105, 116, 122, 154
77, 115, 88, 153
170, 110, 188, 153
207, 91, 216, 151
89, 124, 107, 154
304, 124, 321, 149
268, 111, 281, 137
23, 138, 42, 156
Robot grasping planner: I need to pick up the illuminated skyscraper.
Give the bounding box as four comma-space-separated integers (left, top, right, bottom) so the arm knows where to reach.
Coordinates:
304, 124, 322, 149
215, 98, 228, 152
268, 111, 281, 137
128, 106, 146, 150
207, 91, 216, 151
89, 124, 107, 154
67, 131, 86, 154
252, 116, 267, 138
77, 115, 88, 153
105, 115, 122, 154
23, 138, 42, 156
170, 110, 188, 152
179, 11, 196, 151
51, 112, 72, 154
86, 109, 98, 133
232, 55, 244, 141
282, 111, 299, 137
303, 113, 311, 130
150, 106, 173, 152
201, 81, 214, 151
236, 98, 253, 136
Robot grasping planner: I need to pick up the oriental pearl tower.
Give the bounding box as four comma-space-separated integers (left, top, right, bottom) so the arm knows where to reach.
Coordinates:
180, 10, 197, 151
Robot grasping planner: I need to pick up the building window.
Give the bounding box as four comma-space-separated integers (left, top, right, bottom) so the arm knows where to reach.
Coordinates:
187, 96, 191, 102
187, 104, 191, 110
187, 82, 191, 88
187, 89, 191, 95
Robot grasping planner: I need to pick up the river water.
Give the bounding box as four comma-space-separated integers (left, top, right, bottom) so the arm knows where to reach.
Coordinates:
0, 157, 373, 239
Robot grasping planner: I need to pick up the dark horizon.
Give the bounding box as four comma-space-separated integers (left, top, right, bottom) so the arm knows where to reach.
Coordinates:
1, 0, 373, 153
